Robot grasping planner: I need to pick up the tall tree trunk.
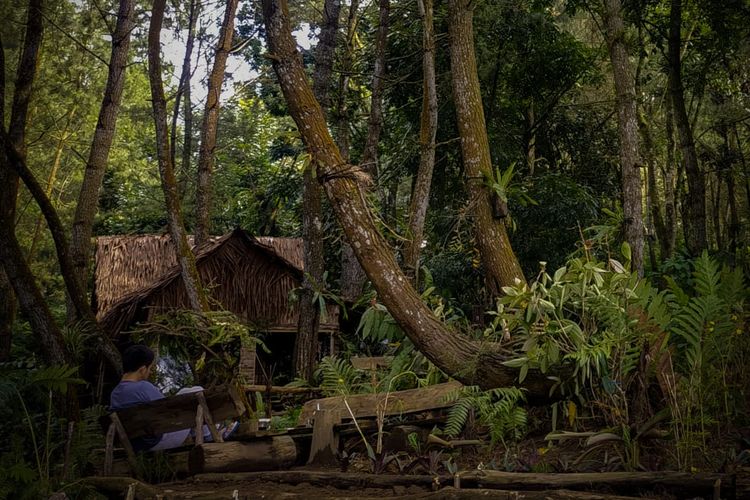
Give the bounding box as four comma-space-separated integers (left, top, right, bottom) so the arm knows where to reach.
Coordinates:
0, 32, 10, 362
725, 126, 740, 253
294, 0, 341, 382
69, 0, 135, 319
338, 0, 367, 303
602, 0, 644, 274
360, 0, 389, 176
661, 97, 677, 260
0, 0, 44, 363
262, 0, 554, 395
170, 0, 197, 178
637, 110, 668, 260
403, 0, 437, 284
526, 100, 536, 175
148, 0, 209, 312
447, 0, 525, 293
195, 0, 239, 247
668, 0, 706, 255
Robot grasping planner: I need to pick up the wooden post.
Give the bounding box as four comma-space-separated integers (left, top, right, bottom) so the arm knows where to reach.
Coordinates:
196, 391, 224, 443
195, 403, 204, 445
103, 421, 116, 476
307, 409, 340, 465
110, 413, 140, 479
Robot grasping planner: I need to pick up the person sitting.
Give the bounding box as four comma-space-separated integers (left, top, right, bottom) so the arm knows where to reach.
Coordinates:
110, 345, 237, 452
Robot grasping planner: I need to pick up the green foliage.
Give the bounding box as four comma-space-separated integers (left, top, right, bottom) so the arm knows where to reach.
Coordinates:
444, 386, 528, 445
315, 356, 366, 397
131, 309, 263, 387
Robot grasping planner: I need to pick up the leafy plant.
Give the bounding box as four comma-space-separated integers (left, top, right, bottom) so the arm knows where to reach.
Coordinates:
444, 386, 527, 445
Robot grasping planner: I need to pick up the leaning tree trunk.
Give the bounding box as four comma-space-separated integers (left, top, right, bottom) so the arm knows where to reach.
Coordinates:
0, 0, 44, 362
69, 0, 135, 320
403, 0, 437, 284
668, 0, 706, 255
148, 0, 209, 312
262, 0, 554, 396
294, 0, 341, 382
447, 0, 525, 293
602, 0, 644, 274
2, 130, 123, 373
195, 0, 239, 247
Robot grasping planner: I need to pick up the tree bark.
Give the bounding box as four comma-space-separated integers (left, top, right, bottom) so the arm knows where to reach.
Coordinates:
294, 0, 341, 381
0, 32, 11, 362
69, 0, 135, 319
2, 130, 123, 375
360, 0, 389, 176
668, 0, 706, 255
170, 0, 198, 182
189, 437, 297, 474
195, 0, 239, 247
661, 97, 677, 260
602, 0, 644, 274
338, 0, 367, 303
403, 0, 437, 284
447, 0, 525, 293
261, 0, 554, 396
148, 0, 209, 312
0, 0, 70, 368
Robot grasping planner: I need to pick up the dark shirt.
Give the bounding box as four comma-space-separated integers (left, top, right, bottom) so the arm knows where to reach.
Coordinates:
110, 380, 165, 451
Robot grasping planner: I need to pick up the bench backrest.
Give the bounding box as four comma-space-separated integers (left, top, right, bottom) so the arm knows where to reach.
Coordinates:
104, 387, 245, 439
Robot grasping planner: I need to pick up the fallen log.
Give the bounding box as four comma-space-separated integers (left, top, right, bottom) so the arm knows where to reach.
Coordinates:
459, 470, 735, 499
192, 470, 444, 489
244, 384, 323, 395
188, 436, 298, 474
81, 476, 161, 500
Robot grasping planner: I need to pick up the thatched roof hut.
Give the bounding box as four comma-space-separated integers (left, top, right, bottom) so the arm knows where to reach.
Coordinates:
95, 228, 338, 336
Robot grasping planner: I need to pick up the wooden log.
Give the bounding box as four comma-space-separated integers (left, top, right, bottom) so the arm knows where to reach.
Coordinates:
193, 470, 443, 489
298, 381, 461, 425
82, 476, 161, 500
189, 436, 298, 474
244, 384, 323, 395
459, 470, 735, 499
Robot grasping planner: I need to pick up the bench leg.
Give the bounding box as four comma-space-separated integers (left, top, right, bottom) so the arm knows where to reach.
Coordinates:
103, 422, 116, 475
110, 413, 141, 480
307, 409, 340, 465
197, 392, 224, 443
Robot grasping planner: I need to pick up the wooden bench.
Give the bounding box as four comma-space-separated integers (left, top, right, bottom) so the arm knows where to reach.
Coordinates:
299, 381, 462, 464
101, 386, 246, 477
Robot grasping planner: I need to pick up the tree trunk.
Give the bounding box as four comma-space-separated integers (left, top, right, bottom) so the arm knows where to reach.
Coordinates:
69, 0, 134, 320
337, 0, 367, 303
602, 0, 644, 275
0, 0, 45, 362
661, 97, 677, 260
668, 0, 706, 255
170, 0, 197, 178
637, 111, 668, 260
403, 0, 437, 284
294, 0, 341, 381
189, 437, 298, 474
2, 130, 123, 374
195, 0, 239, 247
148, 0, 209, 312
360, 0, 389, 176
447, 0, 525, 293
0, 30, 9, 362
261, 0, 554, 396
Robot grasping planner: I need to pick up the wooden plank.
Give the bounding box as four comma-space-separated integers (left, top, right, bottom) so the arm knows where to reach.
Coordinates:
197, 392, 224, 443
306, 409, 340, 465
243, 384, 322, 395
195, 404, 204, 446
104, 386, 245, 439
350, 356, 393, 370
298, 381, 461, 425
110, 413, 140, 479
103, 422, 116, 476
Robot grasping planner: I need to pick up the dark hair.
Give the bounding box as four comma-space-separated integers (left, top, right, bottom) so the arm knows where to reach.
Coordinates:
122, 345, 155, 373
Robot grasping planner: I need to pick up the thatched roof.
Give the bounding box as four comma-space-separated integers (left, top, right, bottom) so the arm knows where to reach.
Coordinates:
95, 229, 338, 336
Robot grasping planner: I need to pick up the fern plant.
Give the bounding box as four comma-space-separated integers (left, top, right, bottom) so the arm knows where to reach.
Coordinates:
444, 386, 527, 445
